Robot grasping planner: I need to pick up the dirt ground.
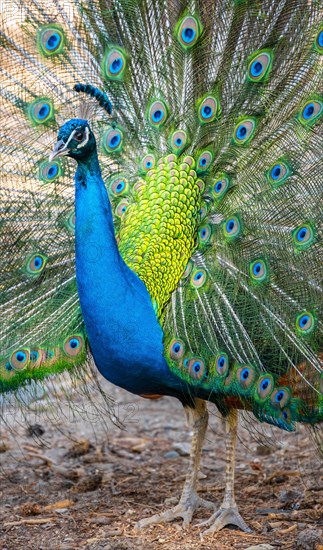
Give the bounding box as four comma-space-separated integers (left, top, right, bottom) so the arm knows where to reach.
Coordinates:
0, 377, 322, 550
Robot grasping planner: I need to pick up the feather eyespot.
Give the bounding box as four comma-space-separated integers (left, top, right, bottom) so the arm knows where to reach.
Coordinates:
249, 259, 268, 282
248, 50, 273, 81
270, 387, 290, 408
116, 200, 129, 217
296, 311, 315, 335
299, 99, 322, 125
39, 160, 62, 183
177, 15, 202, 49
212, 175, 230, 200
141, 154, 156, 172
10, 349, 30, 370
199, 203, 208, 220
38, 25, 65, 56
256, 375, 274, 399
315, 29, 323, 53
214, 353, 229, 377
102, 127, 123, 154
110, 177, 129, 197
190, 268, 207, 288
65, 211, 75, 232
223, 215, 241, 240
148, 100, 168, 127
170, 130, 189, 154
233, 118, 256, 144
64, 335, 84, 356
236, 366, 255, 389
198, 224, 212, 245
188, 357, 206, 380
182, 260, 193, 278
169, 339, 185, 360
196, 151, 213, 172
25, 253, 47, 276
28, 98, 55, 125
102, 47, 127, 80
267, 160, 291, 186
292, 223, 315, 250
29, 349, 45, 369
198, 96, 219, 124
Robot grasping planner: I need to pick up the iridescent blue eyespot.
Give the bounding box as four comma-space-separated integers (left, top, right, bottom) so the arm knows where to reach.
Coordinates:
190, 268, 207, 288
223, 216, 241, 239
249, 259, 267, 282
198, 224, 211, 245
241, 368, 250, 380
315, 30, 323, 52
10, 348, 30, 370
299, 99, 323, 125
38, 25, 65, 56
188, 357, 206, 380
177, 16, 201, 49
46, 33, 60, 50
39, 160, 62, 183
248, 51, 273, 81
276, 390, 284, 402
214, 353, 229, 376
169, 338, 185, 360
212, 174, 230, 201
233, 118, 256, 144
102, 127, 123, 153
30, 351, 39, 362
236, 365, 255, 388
141, 154, 156, 172
270, 387, 290, 408
196, 151, 213, 172
110, 176, 129, 197
64, 335, 84, 356
256, 375, 274, 399
5, 362, 13, 371
266, 160, 291, 186
148, 100, 168, 127
116, 200, 129, 217
170, 130, 188, 154
296, 311, 315, 335
102, 47, 127, 80
198, 96, 219, 123
28, 99, 55, 125
292, 223, 314, 250
26, 253, 47, 276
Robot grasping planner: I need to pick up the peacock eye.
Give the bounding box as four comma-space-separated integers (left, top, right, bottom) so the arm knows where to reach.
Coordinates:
74, 131, 84, 142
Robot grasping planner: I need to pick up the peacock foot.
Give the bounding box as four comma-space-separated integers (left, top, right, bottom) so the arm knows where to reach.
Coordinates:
136, 492, 216, 529
198, 504, 252, 535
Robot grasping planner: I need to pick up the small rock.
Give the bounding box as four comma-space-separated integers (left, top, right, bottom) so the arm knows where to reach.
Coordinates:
296, 529, 322, 550
173, 442, 190, 456
245, 545, 275, 550
164, 450, 180, 459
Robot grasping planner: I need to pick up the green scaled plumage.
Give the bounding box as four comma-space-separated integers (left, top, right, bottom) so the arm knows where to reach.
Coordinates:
0, 0, 322, 438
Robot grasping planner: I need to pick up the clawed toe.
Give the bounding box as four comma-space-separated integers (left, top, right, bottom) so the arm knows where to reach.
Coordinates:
136, 494, 216, 529
199, 506, 251, 535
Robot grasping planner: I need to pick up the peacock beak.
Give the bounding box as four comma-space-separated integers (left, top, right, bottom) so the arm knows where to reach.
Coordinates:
49, 139, 71, 161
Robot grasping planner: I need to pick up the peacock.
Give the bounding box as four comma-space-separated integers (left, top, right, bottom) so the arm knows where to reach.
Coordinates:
0, 0, 322, 535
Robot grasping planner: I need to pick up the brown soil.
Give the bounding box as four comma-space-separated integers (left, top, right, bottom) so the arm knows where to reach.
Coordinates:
0, 379, 322, 550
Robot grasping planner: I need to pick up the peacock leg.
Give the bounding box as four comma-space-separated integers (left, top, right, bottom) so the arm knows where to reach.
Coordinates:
136, 398, 215, 529
199, 409, 251, 534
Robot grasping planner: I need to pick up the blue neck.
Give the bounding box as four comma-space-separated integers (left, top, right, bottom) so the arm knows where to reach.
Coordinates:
74, 149, 186, 397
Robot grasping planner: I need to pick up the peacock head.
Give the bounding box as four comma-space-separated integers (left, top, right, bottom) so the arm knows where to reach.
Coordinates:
49, 119, 96, 162
49, 84, 112, 163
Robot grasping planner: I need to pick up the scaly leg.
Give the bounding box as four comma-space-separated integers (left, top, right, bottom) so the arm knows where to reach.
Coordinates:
199, 409, 251, 534
136, 398, 215, 529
